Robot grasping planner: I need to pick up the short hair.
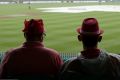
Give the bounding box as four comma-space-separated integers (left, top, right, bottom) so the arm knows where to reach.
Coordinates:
24, 33, 44, 41
82, 35, 99, 47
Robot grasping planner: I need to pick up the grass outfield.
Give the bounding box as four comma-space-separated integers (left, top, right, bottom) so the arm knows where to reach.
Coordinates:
0, 2, 120, 54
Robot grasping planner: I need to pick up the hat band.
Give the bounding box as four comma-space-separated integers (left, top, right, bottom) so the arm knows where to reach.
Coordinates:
80, 29, 101, 35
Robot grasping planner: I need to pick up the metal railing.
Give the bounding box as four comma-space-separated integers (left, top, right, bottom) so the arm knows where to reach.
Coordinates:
0, 52, 79, 63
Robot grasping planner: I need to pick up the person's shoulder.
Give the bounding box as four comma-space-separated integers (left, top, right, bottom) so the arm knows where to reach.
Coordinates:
101, 50, 120, 63
5, 46, 23, 55
43, 47, 59, 55
100, 50, 120, 58
108, 53, 120, 61
64, 57, 79, 65
1, 47, 22, 62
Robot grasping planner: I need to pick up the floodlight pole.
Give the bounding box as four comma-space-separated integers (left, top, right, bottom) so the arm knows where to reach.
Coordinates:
28, 0, 31, 10
99, 0, 102, 5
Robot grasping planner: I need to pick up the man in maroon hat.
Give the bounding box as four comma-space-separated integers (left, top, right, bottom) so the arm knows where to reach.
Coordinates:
0, 19, 63, 79
59, 18, 120, 80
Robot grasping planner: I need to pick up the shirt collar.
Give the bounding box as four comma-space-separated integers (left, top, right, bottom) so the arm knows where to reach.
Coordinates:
23, 41, 44, 47
81, 48, 100, 59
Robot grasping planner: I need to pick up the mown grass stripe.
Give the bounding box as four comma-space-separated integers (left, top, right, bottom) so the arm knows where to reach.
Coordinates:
0, 3, 120, 53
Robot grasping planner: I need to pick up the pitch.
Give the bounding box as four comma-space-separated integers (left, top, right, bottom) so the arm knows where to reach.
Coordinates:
0, 2, 120, 54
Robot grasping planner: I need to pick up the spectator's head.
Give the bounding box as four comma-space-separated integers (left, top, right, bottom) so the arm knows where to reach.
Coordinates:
23, 19, 45, 42
77, 18, 104, 48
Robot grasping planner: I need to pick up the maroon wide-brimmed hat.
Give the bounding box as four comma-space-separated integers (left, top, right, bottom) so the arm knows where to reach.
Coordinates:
22, 19, 45, 34
77, 18, 104, 35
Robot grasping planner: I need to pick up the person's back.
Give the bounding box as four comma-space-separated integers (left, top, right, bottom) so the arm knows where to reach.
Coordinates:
59, 18, 120, 80
60, 51, 120, 80
0, 19, 63, 79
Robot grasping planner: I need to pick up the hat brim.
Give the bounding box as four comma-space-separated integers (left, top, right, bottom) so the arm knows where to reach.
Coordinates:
76, 27, 104, 35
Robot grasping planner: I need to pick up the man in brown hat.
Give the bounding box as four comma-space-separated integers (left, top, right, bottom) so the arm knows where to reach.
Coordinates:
59, 18, 120, 80
0, 19, 63, 79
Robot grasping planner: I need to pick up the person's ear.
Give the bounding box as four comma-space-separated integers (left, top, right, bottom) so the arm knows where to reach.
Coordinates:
78, 35, 82, 41
98, 36, 102, 42
40, 34, 44, 42
24, 33, 26, 38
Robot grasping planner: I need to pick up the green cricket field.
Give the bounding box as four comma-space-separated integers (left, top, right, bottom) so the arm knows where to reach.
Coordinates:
0, 2, 120, 55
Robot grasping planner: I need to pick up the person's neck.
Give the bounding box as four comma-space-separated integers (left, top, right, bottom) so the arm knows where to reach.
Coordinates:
83, 46, 97, 51
26, 39, 43, 42
81, 46, 100, 59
